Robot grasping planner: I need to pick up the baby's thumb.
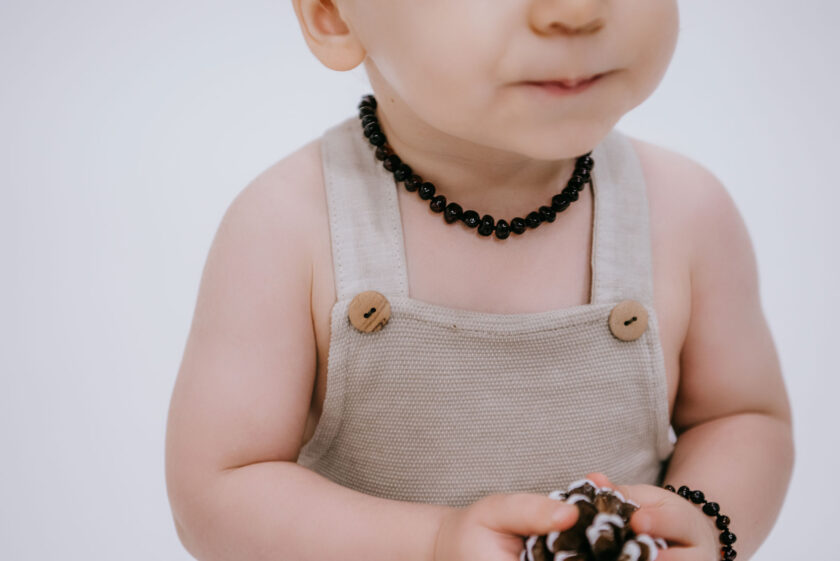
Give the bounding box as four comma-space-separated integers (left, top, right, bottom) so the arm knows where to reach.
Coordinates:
476, 493, 579, 537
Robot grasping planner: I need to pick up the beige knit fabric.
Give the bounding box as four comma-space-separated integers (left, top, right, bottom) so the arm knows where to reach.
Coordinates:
296, 115, 677, 508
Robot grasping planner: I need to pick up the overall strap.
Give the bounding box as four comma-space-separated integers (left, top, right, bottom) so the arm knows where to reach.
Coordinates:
319, 115, 410, 302
589, 128, 656, 307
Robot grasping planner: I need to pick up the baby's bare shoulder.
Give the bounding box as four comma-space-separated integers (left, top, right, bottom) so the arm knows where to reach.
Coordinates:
218, 136, 329, 271
238, 137, 325, 225
628, 135, 737, 247
629, 135, 730, 208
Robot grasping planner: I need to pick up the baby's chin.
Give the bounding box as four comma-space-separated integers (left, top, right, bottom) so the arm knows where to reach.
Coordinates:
459, 94, 629, 159
509, 79, 643, 149
470, 118, 619, 162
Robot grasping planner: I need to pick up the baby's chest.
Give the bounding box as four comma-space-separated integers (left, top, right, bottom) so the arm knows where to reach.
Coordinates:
305, 200, 688, 446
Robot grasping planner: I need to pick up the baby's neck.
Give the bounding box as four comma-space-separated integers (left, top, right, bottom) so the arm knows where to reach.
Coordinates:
375, 109, 580, 218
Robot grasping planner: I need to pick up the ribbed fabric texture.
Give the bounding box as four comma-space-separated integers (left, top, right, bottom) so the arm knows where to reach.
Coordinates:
296, 115, 677, 508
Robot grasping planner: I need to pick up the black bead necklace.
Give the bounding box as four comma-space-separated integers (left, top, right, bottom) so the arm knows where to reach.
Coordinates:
357, 94, 594, 240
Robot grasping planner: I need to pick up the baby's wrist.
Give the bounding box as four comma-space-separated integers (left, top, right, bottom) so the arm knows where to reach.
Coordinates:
663, 484, 737, 561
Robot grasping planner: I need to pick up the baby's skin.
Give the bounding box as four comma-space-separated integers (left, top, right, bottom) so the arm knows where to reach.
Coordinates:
165, 2, 794, 561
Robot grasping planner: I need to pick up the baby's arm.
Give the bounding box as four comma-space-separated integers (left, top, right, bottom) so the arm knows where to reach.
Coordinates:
651, 150, 794, 559
164, 168, 449, 561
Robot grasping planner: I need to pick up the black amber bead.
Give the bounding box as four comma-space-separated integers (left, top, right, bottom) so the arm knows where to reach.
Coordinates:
375, 146, 391, 161
703, 502, 720, 516
569, 175, 585, 189
430, 195, 446, 213
418, 182, 436, 200
462, 210, 480, 228
539, 205, 556, 223
394, 164, 412, 182
578, 155, 593, 169
495, 219, 511, 239
720, 531, 737, 546
361, 94, 376, 109
510, 217, 526, 234
478, 214, 496, 236
363, 122, 380, 138
716, 515, 731, 530
577, 167, 591, 180
405, 175, 422, 192
383, 154, 401, 172
664, 485, 676, 492
677, 486, 691, 498
551, 193, 571, 213
359, 105, 375, 118
723, 546, 737, 560
562, 187, 579, 201
526, 211, 542, 228
444, 202, 463, 223
690, 490, 706, 504
477, 225, 494, 236
369, 132, 386, 146
361, 114, 377, 128
477, 214, 495, 236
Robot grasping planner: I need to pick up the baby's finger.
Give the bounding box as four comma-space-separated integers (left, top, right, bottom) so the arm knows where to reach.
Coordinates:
582, 476, 716, 557
475, 493, 579, 537
585, 472, 613, 488
630, 499, 717, 550
587, 476, 668, 509
654, 546, 700, 561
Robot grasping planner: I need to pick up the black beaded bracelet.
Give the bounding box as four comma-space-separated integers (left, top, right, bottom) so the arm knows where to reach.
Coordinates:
663, 484, 737, 560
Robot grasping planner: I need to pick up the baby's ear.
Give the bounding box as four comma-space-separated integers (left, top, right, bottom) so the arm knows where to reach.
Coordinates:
291, 0, 366, 71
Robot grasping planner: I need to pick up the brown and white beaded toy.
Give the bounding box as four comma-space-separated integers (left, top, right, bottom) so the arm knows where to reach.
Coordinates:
520, 478, 668, 561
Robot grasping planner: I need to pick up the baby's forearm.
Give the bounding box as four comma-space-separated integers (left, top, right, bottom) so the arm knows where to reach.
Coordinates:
662, 412, 794, 560
175, 460, 451, 561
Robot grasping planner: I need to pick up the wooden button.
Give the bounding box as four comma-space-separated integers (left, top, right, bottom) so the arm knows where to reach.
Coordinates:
348, 290, 391, 333
608, 299, 648, 341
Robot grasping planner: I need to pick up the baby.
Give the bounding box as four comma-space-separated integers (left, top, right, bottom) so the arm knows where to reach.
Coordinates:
164, 2, 794, 561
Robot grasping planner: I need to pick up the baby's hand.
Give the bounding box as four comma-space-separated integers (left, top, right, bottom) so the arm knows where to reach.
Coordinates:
586, 472, 720, 561
434, 492, 579, 561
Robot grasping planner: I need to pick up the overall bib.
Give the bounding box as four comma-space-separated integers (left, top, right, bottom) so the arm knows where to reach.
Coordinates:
296, 115, 677, 508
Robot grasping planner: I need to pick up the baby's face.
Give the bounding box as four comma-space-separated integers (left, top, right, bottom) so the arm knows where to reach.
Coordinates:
335, 0, 679, 157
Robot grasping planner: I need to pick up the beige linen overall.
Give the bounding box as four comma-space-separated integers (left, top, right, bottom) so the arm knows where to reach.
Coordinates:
296, 115, 677, 508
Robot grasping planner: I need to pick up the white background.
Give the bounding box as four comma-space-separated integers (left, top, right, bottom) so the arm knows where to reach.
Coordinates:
2, 1, 837, 559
